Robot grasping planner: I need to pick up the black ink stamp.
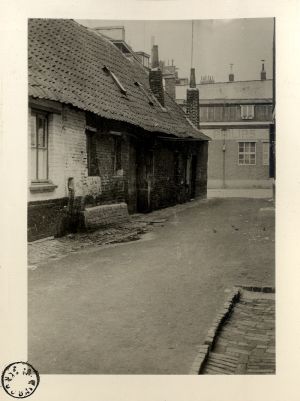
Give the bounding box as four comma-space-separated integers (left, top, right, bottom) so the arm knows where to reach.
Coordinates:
1, 362, 40, 398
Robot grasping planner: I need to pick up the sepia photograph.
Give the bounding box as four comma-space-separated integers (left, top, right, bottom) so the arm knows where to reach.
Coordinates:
27, 17, 275, 375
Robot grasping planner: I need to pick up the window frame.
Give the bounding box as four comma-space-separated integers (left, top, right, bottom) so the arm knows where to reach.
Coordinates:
241, 104, 255, 120
238, 141, 257, 166
30, 110, 49, 182
86, 130, 99, 177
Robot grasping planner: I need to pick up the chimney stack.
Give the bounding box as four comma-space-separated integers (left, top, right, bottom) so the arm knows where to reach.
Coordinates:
149, 45, 165, 107
186, 68, 200, 128
190, 67, 196, 88
151, 45, 159, 69
229, 64, 234, 82
261, 60, 267, 80
164, 75, 176, 100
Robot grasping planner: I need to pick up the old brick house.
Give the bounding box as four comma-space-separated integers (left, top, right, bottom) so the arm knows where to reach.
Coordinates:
176, 65, 274, 189
28, 19, 209, 241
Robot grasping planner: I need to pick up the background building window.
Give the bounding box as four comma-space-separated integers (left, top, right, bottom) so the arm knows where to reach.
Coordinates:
31, 111, 48, 181
262, 142, 270, 165
238, 142, 256, 165
86, 131, 99, 176
241, 105, 255, 120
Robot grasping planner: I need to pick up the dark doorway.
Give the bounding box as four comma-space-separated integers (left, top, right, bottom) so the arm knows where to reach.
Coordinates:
190, 155, 197, 199
136, 150, 153, 213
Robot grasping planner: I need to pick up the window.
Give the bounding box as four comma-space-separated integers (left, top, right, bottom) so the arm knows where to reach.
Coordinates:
86, 131, 99, 176
241, 105, 255, 120
30, 111, 48, 181
238, 142, 256, 165
262, 142, 270, 165
113, 136, 122, 173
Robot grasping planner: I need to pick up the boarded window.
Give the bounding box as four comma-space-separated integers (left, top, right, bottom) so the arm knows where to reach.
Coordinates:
30, 111, 48, 181
86, 132, 99, 176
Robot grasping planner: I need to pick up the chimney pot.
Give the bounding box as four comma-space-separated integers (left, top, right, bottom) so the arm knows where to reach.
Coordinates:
151, 45, 159, 69
190, 68, 196, 88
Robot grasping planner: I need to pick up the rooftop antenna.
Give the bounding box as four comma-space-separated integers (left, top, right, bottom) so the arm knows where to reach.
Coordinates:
151, 36, 155, 48
191, 20, 194, 68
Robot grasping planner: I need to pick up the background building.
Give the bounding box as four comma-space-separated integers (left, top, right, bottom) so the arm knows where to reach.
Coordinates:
176, 64, 273, 189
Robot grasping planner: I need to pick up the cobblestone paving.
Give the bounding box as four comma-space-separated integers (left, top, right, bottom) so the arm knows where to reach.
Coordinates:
202, 290, 275, 374
28, 222, 148, 266
28, 199, 206, 267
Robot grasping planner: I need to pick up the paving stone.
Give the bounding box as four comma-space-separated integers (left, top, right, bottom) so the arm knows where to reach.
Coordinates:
201, 289, 275, 375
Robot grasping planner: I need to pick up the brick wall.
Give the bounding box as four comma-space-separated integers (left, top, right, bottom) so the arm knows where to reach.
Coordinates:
28, 102, 131, 240
186, 88, 200, 127
28, 100, 208, 240
203, 127, 271, 189
149, 70, 165, 107
164, 76, 176, 100
149, 141, 207, 210
28, 104, 87, 203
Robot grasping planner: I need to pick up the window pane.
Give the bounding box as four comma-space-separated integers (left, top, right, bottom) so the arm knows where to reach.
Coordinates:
245, 142, 250, 152
37, 117, 46, 148
250, 142, 256, 152
250, 154, 256, 164
38, 149, 48, 180
241, 106, 246, 118
31, 114, 37, 146
31, 148, 37, 180
239, 143, 244, 152
244, 154, 250, 164
239, 155, 244, 164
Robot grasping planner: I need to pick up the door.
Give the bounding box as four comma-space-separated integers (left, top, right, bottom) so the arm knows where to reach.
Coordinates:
136, 150, 153, 213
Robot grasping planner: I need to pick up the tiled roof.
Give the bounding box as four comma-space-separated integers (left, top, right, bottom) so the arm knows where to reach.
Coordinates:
28, 19, 209, 141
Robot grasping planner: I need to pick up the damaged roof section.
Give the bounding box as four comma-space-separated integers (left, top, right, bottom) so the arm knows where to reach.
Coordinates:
28, 19, 209, 141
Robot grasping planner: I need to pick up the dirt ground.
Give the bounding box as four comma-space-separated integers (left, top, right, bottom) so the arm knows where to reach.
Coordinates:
28, 197, 275, 374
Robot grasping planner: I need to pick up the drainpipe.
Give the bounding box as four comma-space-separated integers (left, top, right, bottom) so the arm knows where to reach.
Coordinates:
222, 129, 226, 188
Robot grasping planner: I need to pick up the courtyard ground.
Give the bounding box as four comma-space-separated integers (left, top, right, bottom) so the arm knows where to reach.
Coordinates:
28, 197, 275, 374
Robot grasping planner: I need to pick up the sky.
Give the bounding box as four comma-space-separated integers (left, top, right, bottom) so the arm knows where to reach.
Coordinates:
77, 19, 274, 83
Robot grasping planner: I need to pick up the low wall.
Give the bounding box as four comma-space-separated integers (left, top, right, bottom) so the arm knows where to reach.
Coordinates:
82, 203, 129, 230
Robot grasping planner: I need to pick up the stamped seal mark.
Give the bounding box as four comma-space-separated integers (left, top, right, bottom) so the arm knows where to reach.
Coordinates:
1, 362, 40, 398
